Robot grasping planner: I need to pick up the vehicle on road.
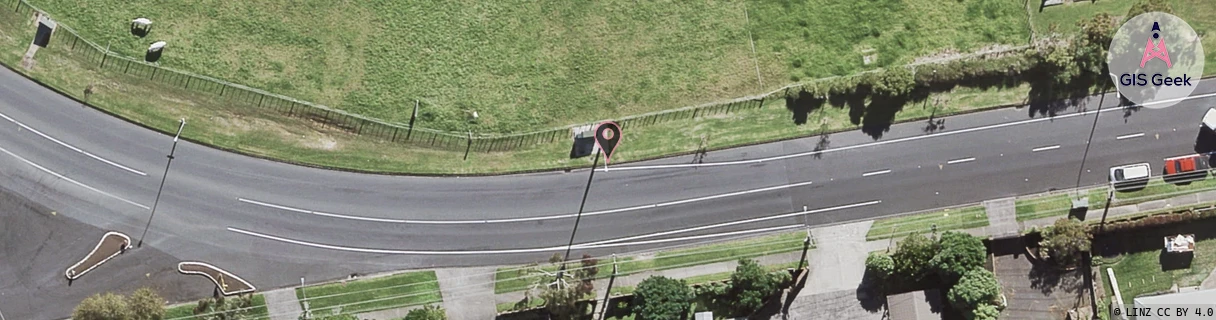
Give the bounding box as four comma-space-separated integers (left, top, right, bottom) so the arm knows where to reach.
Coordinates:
1204, 108, 1216, 131
1110, 163, 1152, 191
1164, 154, 1210, 175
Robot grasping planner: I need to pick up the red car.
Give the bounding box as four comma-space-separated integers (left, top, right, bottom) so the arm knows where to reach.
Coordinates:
1163, 154, 1210, 177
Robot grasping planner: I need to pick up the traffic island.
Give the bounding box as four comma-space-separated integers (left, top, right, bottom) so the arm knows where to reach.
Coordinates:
177, 261, 256, 295
64, 231, 131, 282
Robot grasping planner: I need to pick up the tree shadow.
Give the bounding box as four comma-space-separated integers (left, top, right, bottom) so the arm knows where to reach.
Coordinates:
1094, 218, 1216, 258
855, 270, 887, 312
828, 89, 869, 126
786, 91, 826, 125
861, 86, 932, 139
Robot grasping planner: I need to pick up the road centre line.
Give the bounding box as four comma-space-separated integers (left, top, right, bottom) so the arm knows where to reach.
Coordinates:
0, 111, 146, 176
238, 180, 816, 224
0, 145, 149, 209
228, 224, 804, 255
946, 157, 976, 164
597, 91, 1216, 172
1031, 145, 1060, 152
862, 169, 892, 177
1116, 132, 1145, 140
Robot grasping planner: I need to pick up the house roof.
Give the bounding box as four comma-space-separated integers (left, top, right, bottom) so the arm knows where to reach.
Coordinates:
888, 289, 942, 320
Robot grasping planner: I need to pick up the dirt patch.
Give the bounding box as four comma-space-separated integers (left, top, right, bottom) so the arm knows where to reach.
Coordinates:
911, 44, 1021, 66
178, 262, 256, 295
65, 231, 130, 280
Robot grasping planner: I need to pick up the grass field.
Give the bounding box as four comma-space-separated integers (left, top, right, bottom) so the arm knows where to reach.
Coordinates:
295, 270, 441, 315
25, 0, 1031, 133
1015, 189, 1109, 221
1099, 237, 1216, 307
163, 295, 269, 320
866, 206, 989, 241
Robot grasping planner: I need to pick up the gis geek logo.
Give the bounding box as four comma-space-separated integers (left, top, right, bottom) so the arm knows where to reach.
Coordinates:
1109, 12, 1204, 109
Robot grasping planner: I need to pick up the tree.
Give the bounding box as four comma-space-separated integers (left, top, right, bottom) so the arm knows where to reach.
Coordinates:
1040, 217, 1091, 267
727, 259, 788, 316
194, 295, 254, 320
892, 233, 939, 280
930, 231, 986, 283
973, 303, 1002, 320
127, 288, 165, 320
1126, 0, 1174, 21
1074, 13, 1117, 81
518, 254, 599, 319
865, 251, 894, 280
633, 276, 692, 320
404, 305, 447, 320
73, 292, 132, 320
947, 269, 1002, 319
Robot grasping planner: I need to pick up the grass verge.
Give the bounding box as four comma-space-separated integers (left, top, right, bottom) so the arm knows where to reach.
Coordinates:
866, 206, 989, 241
494, 231, 808, 294
295, 270, 441, 315
1016, 175, 1216, 222
163, 295, 268, 320
679, 260, 803, 285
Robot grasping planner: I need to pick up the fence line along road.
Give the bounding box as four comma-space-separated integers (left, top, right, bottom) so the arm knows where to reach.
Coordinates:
11, 0, 1029, 154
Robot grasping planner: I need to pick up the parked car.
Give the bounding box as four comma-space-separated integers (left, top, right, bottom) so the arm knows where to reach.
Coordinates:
1164, 154, 1210, 176
1110, 163, 1152, 191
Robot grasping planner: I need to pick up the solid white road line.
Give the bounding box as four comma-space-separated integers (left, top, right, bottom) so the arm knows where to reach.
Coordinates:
581, 200, 881, 246
1116, 132, 1145, 140
0, 145, 149, 209
597, 91, 1216, 172
238, 180, 816, 224
946, 157, 976, 165
0, 111, 147, 176
862, 169, 892, 177
1031, 145, 1060, 152
227, 224, 803, 255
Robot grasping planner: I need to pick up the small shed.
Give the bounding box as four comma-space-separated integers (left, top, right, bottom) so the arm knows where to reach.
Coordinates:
887, 289, 943, 320
1165, 234, 1196, 253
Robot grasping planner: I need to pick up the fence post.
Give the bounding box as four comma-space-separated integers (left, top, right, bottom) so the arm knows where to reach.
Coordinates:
219, 84, 226, 96
100, 41, 110, 69
407, 100, 418, 140
390, 127, 399, 142
149, 67, 157, 80
70, 35, 77, 50
464, 133, 473, 160
13, 0, 19, 13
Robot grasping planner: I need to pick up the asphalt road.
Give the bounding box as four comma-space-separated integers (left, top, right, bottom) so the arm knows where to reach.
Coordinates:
3, 62, 1216, 318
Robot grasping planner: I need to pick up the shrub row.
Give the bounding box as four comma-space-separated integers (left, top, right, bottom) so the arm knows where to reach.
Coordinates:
776, 46, 1043, 100
1094, 205, 1216, 234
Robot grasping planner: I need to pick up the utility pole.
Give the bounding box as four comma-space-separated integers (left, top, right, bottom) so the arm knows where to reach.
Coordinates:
137, 118, 185, 248
557, 149, 601, 279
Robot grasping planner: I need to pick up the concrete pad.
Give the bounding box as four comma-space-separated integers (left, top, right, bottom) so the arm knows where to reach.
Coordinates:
262, 288, 304, 320
983, 198, 1019, 237
1136, 199, 1172, 212
806, 221, 872, 295
776, 289, 885, 320
435, 267, 497, 320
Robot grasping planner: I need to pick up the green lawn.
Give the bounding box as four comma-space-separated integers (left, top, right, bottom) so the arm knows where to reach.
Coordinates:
1099, 237, 1216, 307
295, 271, 441, 315
494, 231, 807, 294
1015, 189, 1109, 222
25, 0, 1030, 133
866, 206, 989, 241
163, 295, 269, 320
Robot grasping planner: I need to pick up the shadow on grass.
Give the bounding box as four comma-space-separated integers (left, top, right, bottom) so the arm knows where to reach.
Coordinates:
1094, 216, 1216, 258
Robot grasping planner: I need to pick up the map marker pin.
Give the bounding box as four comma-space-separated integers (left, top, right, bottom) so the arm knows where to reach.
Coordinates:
595, 121, 622, 164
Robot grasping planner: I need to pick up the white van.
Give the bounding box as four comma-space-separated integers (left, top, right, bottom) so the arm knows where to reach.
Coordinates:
1109, 163, 1152, 184
1204, 108, 1216, 131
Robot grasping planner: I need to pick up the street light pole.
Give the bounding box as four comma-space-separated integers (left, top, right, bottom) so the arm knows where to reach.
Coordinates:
138, 118, 185, 248
558, 149, 601, 279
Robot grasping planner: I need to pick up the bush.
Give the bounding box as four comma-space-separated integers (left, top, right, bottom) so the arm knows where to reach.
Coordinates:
930, 231, 986, 283
127, 288, 165, 320
726, 259, 789, 316
404, 305, 447, 320
1040, 217, 1091, 266
73, 293, 131, 320
892, 233, 940, 280
948, 269, 1002, 319
633, 276, 692, 320
973, 303, 1002, 320
865, 251, 895, 280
